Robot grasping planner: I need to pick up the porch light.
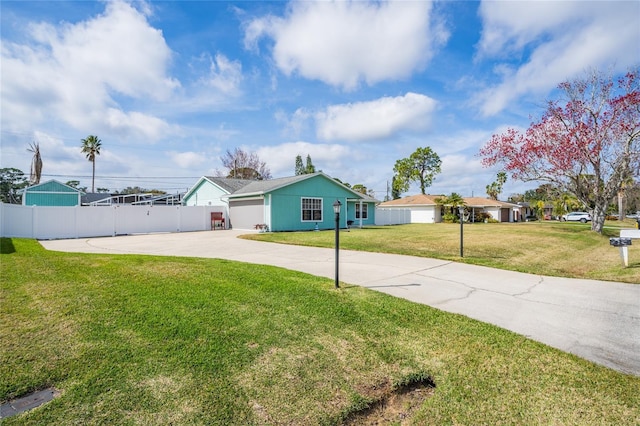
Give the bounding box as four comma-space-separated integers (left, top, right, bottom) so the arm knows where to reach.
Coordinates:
333, 200, 342, 214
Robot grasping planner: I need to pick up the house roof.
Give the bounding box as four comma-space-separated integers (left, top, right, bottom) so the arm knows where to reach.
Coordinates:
463, 198, 521, 208
183, 176, 253, 201
378, 194, 444, 207
349, 192, 378, 202
463, 197, 503, 208
21, 179, 82, 194
379, 194, 523, 208
228, 174, 314, 197
226, 172, 378, 201
204, 176, 253, 193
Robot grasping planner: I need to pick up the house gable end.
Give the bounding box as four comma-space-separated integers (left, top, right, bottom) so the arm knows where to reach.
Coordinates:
26, 179, 81, 194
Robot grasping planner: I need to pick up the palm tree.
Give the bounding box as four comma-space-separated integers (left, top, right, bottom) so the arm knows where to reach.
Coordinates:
27, 142, 42, 185
81, 135, 102, 193
436, 192, 467, 222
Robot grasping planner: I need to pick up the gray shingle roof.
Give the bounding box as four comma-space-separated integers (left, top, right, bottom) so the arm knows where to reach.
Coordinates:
228, 174, 316, 196
205, 177, 254, 193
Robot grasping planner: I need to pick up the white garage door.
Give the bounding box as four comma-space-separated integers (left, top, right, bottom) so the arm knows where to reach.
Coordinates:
229, 199, 264, 230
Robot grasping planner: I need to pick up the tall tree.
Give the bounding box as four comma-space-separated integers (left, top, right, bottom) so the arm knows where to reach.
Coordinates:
392, 146, 442, 195
305, 154, 316, 174
27, 142, 42, 185
294, 154, 316, 175
391, 176, 401, 199
220, 148, 271, 180
486, 171, 507, 200
80, 135, 102, 193
479, 69, 640, 233
0, 168, 28, 203
294, 155, 305, 175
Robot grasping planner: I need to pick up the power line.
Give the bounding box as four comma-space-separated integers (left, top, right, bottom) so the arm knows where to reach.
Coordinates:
42, 174, 200, 180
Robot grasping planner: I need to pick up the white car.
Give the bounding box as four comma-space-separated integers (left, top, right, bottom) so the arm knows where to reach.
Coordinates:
561, 212, 591, 223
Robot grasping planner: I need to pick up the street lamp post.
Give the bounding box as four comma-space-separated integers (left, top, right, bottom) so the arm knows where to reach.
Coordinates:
458, 206, 464, 258
333, 200, 342, 289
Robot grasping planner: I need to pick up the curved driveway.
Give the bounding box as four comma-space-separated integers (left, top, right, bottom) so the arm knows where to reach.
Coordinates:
40, 230, 640, 376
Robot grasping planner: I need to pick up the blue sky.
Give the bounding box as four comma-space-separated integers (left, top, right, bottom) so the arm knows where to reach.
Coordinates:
1, 0, 639, 199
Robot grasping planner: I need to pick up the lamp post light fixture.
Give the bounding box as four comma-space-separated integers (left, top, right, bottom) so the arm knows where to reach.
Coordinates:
333, 200, 342, 289
458, 205, 465, 258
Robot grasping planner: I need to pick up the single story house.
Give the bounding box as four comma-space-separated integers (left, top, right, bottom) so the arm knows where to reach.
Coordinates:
183, 172, 378, 231
377, 194, 523, 223
21, 179, 82, 206
516, 202, 555, 220
463, 197, 523, 222
376, 194, 443, 223
183, 176, 253, 208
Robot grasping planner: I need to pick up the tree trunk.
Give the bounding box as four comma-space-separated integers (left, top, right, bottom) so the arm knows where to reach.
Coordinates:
591, 204, 606, 233
92, 159, 96, 193
618, 191, 624, 221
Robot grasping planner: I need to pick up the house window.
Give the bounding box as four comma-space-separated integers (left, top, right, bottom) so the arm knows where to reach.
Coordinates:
355, 203, 368, 219
301, 197, 323, 222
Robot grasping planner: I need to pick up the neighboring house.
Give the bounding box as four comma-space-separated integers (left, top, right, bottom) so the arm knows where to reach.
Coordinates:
463, 197, 522, 222
376, 194, 443, 223
183, 176, 253, 208
517, 202, 555, 220
377, 194, 523, 223
21, 179, 82, 206
183, 173, 378, 231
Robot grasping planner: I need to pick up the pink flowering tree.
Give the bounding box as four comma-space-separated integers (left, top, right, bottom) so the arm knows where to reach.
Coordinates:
479, 69, 640, 233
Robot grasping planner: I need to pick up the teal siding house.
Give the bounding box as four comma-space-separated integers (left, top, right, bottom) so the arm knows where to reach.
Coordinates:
183, 173, 377, 231
22, 180, 82, 206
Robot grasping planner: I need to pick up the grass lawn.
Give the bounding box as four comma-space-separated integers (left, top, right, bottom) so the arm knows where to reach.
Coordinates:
241, 220, 640, 284
1, 238, 639, 425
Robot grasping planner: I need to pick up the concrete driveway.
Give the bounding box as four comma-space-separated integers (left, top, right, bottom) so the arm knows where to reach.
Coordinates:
40, 230, 640, 376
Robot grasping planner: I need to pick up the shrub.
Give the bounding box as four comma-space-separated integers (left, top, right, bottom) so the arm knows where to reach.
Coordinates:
442, 213, 458, 223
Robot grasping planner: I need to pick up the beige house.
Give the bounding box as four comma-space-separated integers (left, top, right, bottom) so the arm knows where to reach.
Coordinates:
377, 194, 523, 223
377, 194, 443, 223
463, 197, 523, 222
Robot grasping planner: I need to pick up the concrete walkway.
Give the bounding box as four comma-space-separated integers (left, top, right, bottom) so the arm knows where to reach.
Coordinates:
40, 230, 640, 376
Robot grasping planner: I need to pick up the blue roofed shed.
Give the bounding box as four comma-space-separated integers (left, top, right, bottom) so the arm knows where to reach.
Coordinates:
22, 180, 82, 206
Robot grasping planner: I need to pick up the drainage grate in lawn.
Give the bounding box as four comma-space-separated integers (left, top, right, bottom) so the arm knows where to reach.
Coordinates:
0, 388, 58, 419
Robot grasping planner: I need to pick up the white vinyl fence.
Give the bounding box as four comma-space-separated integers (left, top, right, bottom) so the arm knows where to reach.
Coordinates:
0, 203, 225, 239
374, 208, 411, 226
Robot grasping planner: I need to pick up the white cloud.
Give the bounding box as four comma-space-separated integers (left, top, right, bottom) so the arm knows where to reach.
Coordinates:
244, 0, 448, 90
1, 0, 178, 139
256, 141, 354, 176
475, 1, 640, 116
199, 53, 243, 95
315, 93, 437, 142
169, 151, 208, 169
275, 108, 311, 138
106, 109, 175, 141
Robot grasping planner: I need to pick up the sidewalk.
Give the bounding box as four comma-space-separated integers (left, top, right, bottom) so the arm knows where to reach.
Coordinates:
40, 230, 640, 376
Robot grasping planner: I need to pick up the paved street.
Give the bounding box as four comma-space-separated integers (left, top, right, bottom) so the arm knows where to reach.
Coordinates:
40, 230, 640, 376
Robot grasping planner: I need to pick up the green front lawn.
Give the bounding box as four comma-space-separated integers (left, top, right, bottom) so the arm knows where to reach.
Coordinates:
1, 238, 638, 424
242, 221, 640, 284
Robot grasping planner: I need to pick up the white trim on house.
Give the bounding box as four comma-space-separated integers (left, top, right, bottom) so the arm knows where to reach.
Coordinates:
301, 197, 323, 222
